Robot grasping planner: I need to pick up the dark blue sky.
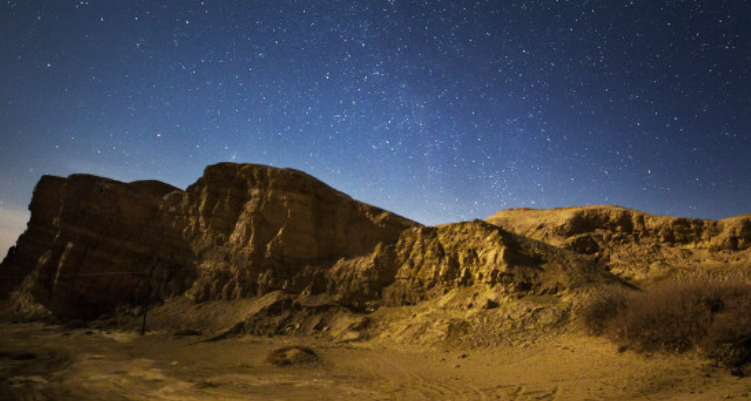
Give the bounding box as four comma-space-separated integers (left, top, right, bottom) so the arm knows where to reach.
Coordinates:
1, 1, 750, 255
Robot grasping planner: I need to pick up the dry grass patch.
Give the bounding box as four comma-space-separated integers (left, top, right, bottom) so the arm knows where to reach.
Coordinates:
584, 280, 751, 373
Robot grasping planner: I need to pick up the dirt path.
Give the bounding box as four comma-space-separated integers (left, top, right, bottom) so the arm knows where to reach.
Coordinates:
2, 323, 751, 400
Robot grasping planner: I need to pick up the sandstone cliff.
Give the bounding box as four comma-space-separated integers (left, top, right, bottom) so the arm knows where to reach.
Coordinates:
0, 174, 194, 318
0, 176, 65, 297
327, 219, 615, 309
0, 163, 419, 318
486, 205, 751, 283
163, 163, 419, 302
9, 165, 740, 329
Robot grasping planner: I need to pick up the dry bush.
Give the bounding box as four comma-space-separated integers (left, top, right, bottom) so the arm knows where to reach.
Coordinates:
581, 285, 632, 335
584, 280, 751, 370
702, 286, 751, 370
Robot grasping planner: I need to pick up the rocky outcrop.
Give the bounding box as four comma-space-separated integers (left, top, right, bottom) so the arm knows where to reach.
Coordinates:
2, 175, 195, 318
485, 205, 745, 249
163, 163, 419, 302
0, 176, 65, 297
11, 165, 745, 322
327, 220, 618, 309
384, 220, 612, 303
486, 205, 751, 283
0, 163, 418, 318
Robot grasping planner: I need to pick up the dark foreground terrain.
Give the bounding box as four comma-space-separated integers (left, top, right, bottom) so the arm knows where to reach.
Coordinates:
3, 315, 751, 401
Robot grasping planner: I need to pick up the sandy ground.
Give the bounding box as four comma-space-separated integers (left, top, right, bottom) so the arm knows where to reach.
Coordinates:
2, 322, 751, 401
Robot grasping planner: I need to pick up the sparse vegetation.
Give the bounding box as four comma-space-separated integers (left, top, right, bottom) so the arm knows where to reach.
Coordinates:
584, 280, 751, 372
582, 285, 632, 336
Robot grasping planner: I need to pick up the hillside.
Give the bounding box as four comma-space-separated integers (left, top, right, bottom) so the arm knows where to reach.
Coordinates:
487, 205, 751, 284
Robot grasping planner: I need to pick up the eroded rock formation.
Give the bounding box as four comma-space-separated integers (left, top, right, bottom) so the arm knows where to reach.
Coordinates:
0, 176, 65, 297
327, 220, 614, 309
0, 163, 419, 318
163, 163, 419, 301
1, 174, 194, 318
7, 164, 744, 323
486, 205, 751, 283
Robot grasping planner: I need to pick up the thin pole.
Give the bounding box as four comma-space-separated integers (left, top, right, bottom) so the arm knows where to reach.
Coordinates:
141, 264, 155, 336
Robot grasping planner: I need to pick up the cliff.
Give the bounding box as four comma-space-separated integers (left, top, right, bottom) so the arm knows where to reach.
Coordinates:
9, 165, 741, 326
0, 176, 65, 297
0, 163, 419, 318
0, 174, 194, 318
486, 205, 751, 283
163, 163, 419, 302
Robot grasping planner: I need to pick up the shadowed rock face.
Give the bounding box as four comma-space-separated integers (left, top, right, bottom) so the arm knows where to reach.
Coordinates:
1, 174, 194, 318
0, 176, 65, 297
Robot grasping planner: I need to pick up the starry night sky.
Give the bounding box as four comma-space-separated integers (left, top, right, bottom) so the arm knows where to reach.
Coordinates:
1, 1, 750, 256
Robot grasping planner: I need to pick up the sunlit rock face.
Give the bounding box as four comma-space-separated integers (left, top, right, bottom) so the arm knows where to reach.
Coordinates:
327, 219, 614, 309
384, 220, 610, 302
164, 163, 419, 302
486, 205, 751, 283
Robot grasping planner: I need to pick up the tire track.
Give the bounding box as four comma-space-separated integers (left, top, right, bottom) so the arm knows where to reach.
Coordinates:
356, 352, 490, 401
481, 384, 562, 401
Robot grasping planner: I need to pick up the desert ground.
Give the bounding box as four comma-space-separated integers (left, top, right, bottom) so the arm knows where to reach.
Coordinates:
2, 316, 751, 401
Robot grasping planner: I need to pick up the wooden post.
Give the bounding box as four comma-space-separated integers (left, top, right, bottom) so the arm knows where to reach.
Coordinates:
141, 264, 155, 336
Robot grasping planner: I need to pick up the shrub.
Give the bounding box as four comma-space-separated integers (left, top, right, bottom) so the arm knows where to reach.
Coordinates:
702, 286, 751, 371
584, 279, 751, 370
581, 285, 631, 335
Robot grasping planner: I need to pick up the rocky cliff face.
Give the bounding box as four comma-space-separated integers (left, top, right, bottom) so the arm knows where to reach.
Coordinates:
8, 165, 743, 323
0, 176, 65, 297
0, 163, 419, 318
327, 220, 614, 309
163, 163, 419, 302
486, 205, 751, 283
0, 174, 195, 318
